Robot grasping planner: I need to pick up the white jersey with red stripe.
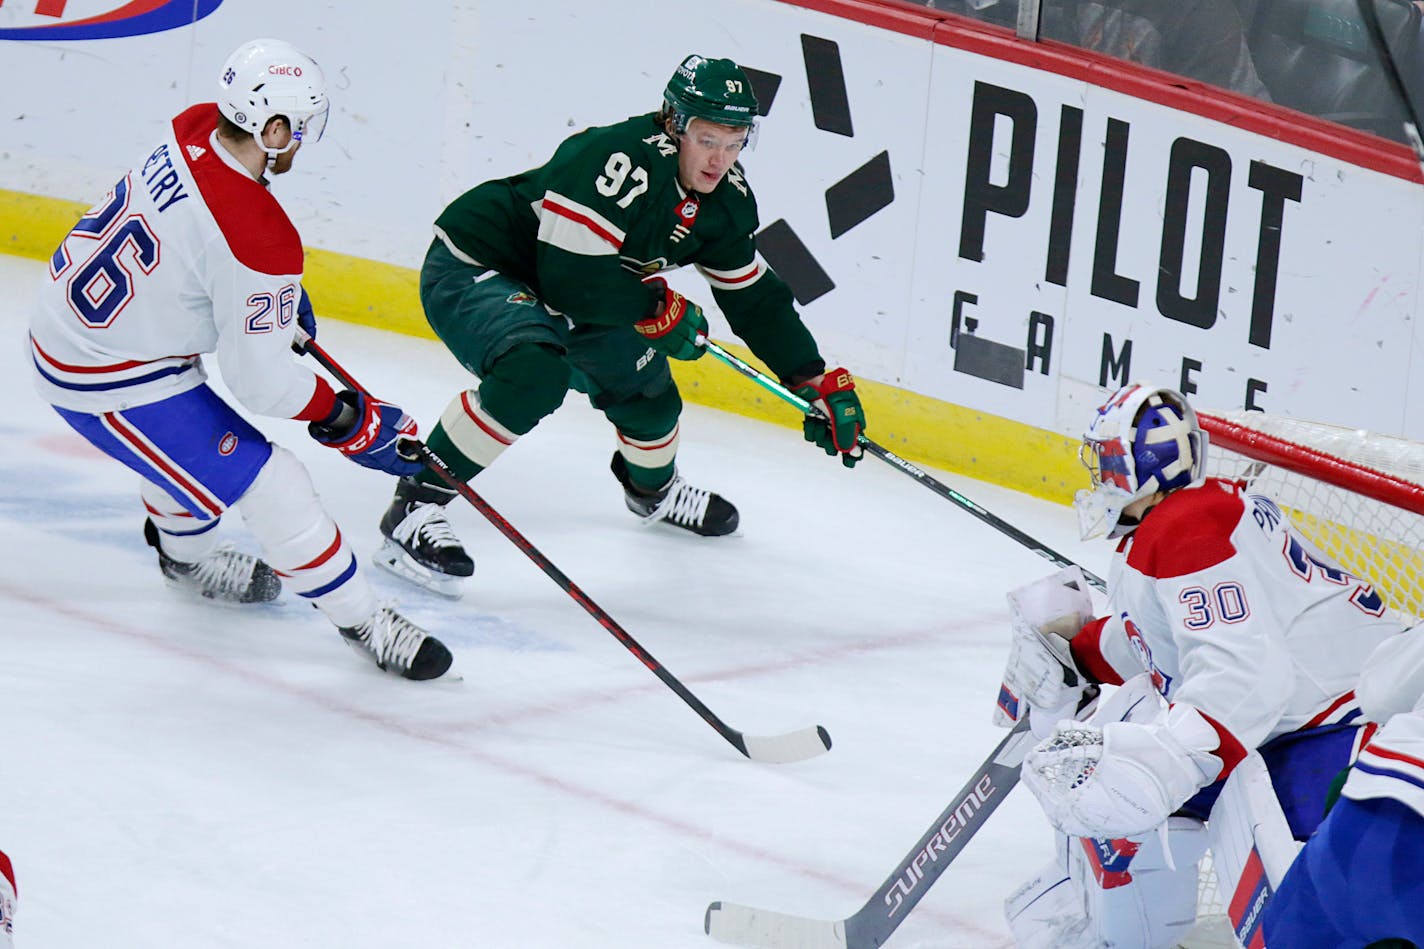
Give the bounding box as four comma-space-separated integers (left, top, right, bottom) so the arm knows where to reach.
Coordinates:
1343, 626, 1424, 816
0, 846, 13, 947
29, 103, 326, 420
1072, 477, 1402, 755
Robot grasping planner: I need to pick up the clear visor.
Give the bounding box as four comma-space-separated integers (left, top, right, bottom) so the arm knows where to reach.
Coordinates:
292, 101, 329, 144
675, 111, 759, 151
261, 101, 330, 156
741, 119, 760, 151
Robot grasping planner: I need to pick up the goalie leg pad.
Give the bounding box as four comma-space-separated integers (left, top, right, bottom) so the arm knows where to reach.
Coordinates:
1207, 751, 1299, 949
1007, 822, 1204, 949
236, 446, 375, 628
1074, 818, 1206, 949
1005, 839, 1097, 949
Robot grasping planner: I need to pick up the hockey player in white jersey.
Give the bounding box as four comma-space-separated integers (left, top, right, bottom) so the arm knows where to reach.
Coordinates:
1261, 622, 1424, 946
29, 38, 452, 681
995, 383, 1403, 947
0, 848, 13, 948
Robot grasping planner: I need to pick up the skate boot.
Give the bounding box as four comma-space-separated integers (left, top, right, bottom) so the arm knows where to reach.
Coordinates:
144, 518, 282, 604
611, 453, 739, 536
375, 479, 475, 599
339, 605, 453, 681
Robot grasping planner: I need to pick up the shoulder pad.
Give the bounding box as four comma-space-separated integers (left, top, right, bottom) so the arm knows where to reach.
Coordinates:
174, 104, 303, 276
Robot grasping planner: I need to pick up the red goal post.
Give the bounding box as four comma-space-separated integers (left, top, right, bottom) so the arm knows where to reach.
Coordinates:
1199, 410, 1424, 625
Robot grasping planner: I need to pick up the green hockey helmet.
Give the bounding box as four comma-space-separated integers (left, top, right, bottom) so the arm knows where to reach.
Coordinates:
662, 54, 759, 135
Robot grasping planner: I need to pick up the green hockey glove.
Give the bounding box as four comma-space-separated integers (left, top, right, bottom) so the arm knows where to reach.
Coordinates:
795, 368, 865, 468
633, 278, 708, 361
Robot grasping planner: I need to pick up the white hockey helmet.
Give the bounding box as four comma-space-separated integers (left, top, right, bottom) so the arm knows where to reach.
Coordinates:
217, 38, 329, 156
1073, 383, 1207, 540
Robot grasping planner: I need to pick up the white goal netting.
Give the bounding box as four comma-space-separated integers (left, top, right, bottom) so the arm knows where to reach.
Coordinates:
1180, 411, 1424, 948
1202, 410, 1424, 625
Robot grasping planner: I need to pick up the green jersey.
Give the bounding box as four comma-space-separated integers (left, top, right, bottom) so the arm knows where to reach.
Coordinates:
433, 112, 824, 383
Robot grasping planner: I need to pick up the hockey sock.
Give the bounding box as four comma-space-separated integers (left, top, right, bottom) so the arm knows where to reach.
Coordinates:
413, 417, 487, 488
615, 424, 679, 493
141, 480, 223, 563
413, 340, 578, 491
625, 459, 675, 494
237, 446, 376, 627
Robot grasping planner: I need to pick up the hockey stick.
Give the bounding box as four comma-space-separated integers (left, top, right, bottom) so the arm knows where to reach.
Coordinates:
705, 716, 1035, 948
298, 335, 832, 764
698, 338, 1105, 592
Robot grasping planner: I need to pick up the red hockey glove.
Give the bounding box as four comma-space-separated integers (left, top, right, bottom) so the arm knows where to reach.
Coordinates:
633, 277, 708, 361
794, 368, 866, 467
309, 389, 423, 477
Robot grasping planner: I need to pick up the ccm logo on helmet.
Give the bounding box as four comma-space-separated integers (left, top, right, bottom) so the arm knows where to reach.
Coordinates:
268, 64, 303, 76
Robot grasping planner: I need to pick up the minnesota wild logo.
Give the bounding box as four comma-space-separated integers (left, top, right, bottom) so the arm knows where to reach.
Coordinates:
506, 290, 539, 306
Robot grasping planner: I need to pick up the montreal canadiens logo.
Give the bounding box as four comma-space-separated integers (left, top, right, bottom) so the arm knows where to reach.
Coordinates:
0, 1, 224, 41
1122, 614, 1172, 695
218, 432, 238, 456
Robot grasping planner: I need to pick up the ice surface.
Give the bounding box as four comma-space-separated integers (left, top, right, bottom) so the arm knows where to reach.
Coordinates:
1, 254, 1110, 948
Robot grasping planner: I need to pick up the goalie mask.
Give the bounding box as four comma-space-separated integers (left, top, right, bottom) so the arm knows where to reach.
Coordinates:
218, 38, 330, 158
1074, 384, 1206, 540
663, 54, 760, 148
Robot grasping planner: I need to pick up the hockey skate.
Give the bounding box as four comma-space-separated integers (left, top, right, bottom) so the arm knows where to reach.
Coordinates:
611, 453, 739, 536
339, 605, 453, 681
374, 479, 475, 598
144, 518, 282, 604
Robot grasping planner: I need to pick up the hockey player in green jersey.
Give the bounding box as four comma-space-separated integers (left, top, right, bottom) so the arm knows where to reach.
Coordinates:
374, 54, 868, 596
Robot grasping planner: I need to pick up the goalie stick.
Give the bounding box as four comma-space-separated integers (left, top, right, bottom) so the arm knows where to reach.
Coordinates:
698, 338, 1105, 593
705, 716, 1035, 948
298, 335, 832, 765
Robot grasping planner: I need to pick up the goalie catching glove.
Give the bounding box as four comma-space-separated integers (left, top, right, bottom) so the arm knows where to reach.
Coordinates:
996, 567, 1097, 738
794, 368, 865, 467
1020, 674, 1242, 838
309, 389, 423, 477
634, 277, 708, 361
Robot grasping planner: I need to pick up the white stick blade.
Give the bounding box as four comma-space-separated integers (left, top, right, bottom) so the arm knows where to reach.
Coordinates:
741, 725, 832, 764
705, 901, 847, 949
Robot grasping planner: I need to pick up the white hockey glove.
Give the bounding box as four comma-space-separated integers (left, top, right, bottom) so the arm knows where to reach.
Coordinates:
996, 567, 1096, 734
1020, 695, 1223, 839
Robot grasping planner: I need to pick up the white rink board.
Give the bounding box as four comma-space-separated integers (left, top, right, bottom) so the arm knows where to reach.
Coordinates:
4, 0, 1424, 436
910, 41, 1424, 434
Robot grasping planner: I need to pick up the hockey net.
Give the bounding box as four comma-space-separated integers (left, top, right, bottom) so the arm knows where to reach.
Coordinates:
1200, 410, 1424, 625
1181, 410, 1424, 948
